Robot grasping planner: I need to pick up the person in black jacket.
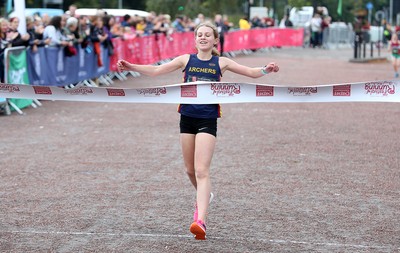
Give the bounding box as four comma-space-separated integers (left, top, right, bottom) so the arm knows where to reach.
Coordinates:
7, 17, 30, 47
26, 16, 50, 52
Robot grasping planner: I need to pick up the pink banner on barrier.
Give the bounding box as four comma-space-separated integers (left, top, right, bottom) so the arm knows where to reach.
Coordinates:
224, 28, 304, 51
109, 28, 303, 71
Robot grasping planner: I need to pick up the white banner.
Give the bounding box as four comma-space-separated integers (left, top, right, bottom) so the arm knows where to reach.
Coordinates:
0, 81, 399, 104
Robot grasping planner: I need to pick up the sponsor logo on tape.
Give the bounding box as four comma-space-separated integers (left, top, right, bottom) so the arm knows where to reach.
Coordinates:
287, 87, 317, 96
106, 88, 125, 96
333, 84, 351, 96
256, 85, 274, 96
211, 83, 241, 97
33, 86, 52, 95
181, 85, 197, 98
64, 87, 94, 95
0, 84, 20, 93
136, 87, 167, 97
364, 81, 395, 97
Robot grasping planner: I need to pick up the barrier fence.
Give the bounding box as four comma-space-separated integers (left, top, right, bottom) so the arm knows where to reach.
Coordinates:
1, 28, 304, 115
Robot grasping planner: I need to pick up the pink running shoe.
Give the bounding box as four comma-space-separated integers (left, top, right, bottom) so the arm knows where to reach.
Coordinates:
193, 192, 214, 221
190, 219, 207, 240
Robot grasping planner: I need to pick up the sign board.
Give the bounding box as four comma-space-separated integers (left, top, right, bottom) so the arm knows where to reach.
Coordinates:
250, 7, 268, 19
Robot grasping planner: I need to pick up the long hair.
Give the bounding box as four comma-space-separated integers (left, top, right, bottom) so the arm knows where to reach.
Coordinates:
194, 22, 220, 56
49, 16, 62, 30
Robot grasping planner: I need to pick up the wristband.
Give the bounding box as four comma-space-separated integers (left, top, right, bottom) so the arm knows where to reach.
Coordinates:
261, 67, 269, 75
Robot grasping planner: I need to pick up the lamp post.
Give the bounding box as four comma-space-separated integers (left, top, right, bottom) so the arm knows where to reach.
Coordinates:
390, 0, 393, 25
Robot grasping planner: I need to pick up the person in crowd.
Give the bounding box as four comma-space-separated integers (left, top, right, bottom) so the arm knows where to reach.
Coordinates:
279, 15, 293, 28
41, 13, 51, 27
239, 16, 251, 30
214, 14, 231, 56
116, 21, 279, 241
0, 18, 10, 82
43, 15, 70, 47
388, 32, 400, 78
63, 17, 79, 43
135, 17, 146, 35
102, 15, 116, 55
183, 16, 196, 31
172, 16, 186, 32
194, 13, 205, 26
90, 15, 108, 66
251, 16, 262, 28
26, 16, 51, 52
67, 4, 78, 18
7, 17, 30, 47
144, 15, 155, 35
121, 14, 131, 27
153, 14, 170, 37
78, 15, 91, 49
123, 26, 137, 40
310, 13, 322, 48
320, 15, 331, 47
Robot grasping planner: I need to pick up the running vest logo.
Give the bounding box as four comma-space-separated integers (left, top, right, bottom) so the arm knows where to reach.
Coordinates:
209, 63, 216, 67
0, 84, 20, 93
333, 85, 351, 96
364, 81, 396, 97
256, 85, 274, 96
181, 85, 197, 98
210, 83, 241, 97
136, 87, 167, 97
188, 67, 217, 75
287, 87, 317, 96
33, 86, 52, 95
64, 87, 94, 95
106, 88, 126, 96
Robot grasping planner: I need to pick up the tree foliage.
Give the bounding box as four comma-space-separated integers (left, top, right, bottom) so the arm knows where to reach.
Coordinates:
25, 0, 392, 25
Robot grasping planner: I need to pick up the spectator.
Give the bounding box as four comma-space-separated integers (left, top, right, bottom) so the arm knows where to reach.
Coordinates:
7, 17, 30, 47
121, 14, 131, 27
135, 17, 146, 35
43, 15, 69, 47
172, 16, 186, 32
41, 13, 51, 27
102, 15, 115, 55
26, 16, 50, 52
78, 15, 91, 50
310, 13, 322, 48
63, 17, 79, 43
153, 14, 169, 36
279, 15, 293, 28
214, 14, 231, 55
0, 18, 10, 82
67, 4, 78, 18
144, 15, 155, 35
194, 13, 205, 26
90, 15, 108, 66
239, 16, 251, 30
251, 16, 262, 28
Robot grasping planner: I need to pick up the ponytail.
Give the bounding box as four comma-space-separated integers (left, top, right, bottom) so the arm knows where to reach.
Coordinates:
212, 47, 220, 56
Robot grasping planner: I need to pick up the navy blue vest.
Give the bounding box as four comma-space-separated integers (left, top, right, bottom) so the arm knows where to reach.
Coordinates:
179, 54, 222, 118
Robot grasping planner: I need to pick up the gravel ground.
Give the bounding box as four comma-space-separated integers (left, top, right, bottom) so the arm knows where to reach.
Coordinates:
0, 47, 399, 253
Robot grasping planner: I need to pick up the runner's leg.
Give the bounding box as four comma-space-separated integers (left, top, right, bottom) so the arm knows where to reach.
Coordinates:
194, 132, 216, 222
180, 133, 197, 189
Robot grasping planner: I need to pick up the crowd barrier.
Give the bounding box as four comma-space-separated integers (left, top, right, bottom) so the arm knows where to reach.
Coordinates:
1, 28, 304, 115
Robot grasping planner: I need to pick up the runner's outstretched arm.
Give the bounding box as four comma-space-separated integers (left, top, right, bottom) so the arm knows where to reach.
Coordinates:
220, 57, 279, 78
117, 54, 189, 77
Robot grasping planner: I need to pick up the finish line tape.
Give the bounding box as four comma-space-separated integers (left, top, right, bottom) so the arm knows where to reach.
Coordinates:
0, 80, 399, 104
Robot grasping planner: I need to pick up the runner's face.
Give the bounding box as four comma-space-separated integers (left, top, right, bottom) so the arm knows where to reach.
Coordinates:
195, 26, 217, 51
